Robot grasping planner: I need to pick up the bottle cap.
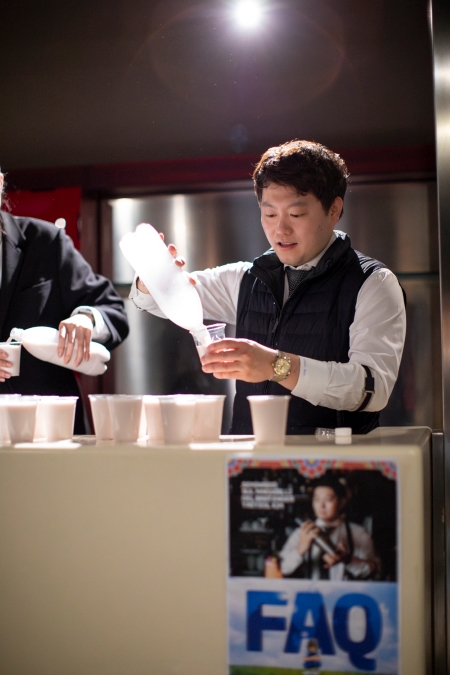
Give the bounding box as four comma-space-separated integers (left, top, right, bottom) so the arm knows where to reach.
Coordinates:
9, 328, 24, 343
335, 427, 352, 437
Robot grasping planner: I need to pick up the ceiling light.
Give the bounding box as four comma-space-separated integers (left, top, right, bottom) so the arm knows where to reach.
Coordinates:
234, 0, 263, 30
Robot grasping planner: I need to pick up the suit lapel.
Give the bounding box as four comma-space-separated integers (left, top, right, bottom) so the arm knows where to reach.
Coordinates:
0, 212, 26, 336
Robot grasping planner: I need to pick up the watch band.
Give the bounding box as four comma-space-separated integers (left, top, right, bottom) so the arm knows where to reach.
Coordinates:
74, 309, 95, 327
355, 365, 375, 412
270, 351, 291, 383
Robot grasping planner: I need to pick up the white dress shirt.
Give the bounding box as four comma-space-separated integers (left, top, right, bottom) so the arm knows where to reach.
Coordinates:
129, 232, 406, 412
279, 516, 379, 580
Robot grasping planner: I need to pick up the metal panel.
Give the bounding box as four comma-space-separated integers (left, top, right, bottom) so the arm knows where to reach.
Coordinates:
340, 181, 439, 273
379, 276, 441, 429
111, 190, 266, 285
432, 0, 450, 669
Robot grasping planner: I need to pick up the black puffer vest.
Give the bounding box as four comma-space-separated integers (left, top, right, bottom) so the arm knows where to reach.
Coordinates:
231, 233, 386, 435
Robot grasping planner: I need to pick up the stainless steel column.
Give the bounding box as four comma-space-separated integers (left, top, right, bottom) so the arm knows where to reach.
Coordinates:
432, 0, 450, 670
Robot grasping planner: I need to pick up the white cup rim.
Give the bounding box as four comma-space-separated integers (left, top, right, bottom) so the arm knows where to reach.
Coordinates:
40, 396, 78, 402
247, 395, 291, 401
7, 395, 39, 402
108, 395, 143, 400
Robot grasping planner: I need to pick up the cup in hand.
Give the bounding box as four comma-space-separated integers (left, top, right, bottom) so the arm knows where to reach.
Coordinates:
143, 395, 164, 443
190, 323, 226, 358
247, 395, 291, 445
192, 395, 225, 442
4, 396, 39, 444
37, 396, 78, 441
159, 395, 196, 445
0, 342, 21, 376
107, 395, 143, 443
89, 394, 114, 440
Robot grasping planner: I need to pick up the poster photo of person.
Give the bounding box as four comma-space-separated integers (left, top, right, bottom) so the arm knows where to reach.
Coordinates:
227, 456, 399, 674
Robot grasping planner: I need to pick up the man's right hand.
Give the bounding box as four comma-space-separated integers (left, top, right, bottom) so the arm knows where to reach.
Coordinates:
0, 351, 12, 382
136, 277, 150, 293
136, 234, 195, 294
296, 520, 320, 556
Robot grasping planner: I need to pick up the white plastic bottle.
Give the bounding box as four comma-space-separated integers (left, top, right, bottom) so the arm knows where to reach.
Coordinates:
9, 326, 111, 376
120, 223, 205, 335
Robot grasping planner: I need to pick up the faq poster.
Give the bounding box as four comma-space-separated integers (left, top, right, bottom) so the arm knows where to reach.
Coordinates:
227, 457, 399, 675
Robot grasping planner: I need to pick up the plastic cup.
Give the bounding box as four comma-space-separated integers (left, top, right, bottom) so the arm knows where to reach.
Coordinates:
190, 323, 226, 358
37, 396, 78, 441
247, 395, 291, 445
143, 396, 164, 443
4, 396, 39, 444
0, 395, 21, 443
0, 342, 21, 376
138, 404, 147, 440
159, 395, 196, 445
35, 396, 60, 440
107, 395, 143, 443
192, 395, 226, 442
89, 394, 114, 440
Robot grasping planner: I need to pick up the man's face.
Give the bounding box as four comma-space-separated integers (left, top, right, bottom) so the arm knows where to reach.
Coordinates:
312, 486, 342, 523
260, 183, 343, 267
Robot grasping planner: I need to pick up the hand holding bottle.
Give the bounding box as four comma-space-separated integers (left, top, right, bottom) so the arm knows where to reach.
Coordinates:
322, 542, 348, 569
136, 233, 196, 294
296, 520, 321, 556
58, 313, 94, 366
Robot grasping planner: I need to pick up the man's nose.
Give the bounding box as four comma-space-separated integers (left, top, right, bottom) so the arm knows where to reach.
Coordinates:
276, 215, 293, 233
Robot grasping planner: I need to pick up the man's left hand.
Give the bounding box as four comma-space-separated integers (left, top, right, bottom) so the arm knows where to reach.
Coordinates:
201, 338, 275, 382
58, 314, 94, 367
323, 543, 348, 569
200, 338, 301, 386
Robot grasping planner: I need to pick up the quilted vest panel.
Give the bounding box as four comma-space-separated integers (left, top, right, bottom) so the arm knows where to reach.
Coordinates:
231, 235, 386, 435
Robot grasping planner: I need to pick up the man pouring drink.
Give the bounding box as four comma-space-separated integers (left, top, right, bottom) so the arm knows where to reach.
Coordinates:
131, 139, 406, 435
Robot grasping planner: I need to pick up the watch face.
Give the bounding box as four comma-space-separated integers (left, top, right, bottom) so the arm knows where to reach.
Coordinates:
274, 357, 291, 376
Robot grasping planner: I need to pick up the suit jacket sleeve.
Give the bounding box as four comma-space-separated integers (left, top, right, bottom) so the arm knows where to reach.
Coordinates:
56, 228, 129, 351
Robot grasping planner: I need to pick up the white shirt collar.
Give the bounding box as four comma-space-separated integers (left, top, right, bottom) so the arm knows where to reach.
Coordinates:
315, 515, 344, 529
284, 231, 337, 271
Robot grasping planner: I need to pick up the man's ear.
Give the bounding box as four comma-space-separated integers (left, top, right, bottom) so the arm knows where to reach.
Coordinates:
329, 196, 343, 223
338, 497, 348, 513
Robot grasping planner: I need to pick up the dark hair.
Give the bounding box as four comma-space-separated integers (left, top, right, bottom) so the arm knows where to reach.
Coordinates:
253, 139, 349, 216
313, 474, 347, 501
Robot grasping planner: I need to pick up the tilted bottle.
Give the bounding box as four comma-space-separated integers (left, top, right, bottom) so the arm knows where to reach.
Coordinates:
9, 326, 110, 376
120, 223, 206, 337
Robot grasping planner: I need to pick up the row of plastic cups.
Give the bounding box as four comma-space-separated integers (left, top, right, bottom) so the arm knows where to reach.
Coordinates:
88, 394, 226, 444
0, 395, 78, 444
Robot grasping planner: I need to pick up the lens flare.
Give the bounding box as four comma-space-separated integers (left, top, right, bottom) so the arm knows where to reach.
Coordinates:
234, 0, 263, 29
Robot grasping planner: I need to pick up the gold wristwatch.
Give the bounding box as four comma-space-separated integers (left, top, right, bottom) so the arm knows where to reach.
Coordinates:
270, 351, 291, 383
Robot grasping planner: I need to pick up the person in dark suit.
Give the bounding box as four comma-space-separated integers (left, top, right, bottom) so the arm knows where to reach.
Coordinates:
0, 171, 129, 432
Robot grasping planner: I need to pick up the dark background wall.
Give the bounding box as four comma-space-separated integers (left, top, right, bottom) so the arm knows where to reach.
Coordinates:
0, 0, 435, 172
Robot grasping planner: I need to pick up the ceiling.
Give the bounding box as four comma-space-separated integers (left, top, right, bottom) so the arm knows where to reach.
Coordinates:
0, 0, 435, 171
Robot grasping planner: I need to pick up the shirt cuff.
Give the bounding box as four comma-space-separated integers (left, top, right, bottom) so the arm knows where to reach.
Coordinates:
291, 356, 330, 406
129, 276, 160, 312
71, 306, 110, 344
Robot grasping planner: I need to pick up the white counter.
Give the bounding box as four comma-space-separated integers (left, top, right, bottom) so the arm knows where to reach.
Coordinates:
0, 427, 431, 675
